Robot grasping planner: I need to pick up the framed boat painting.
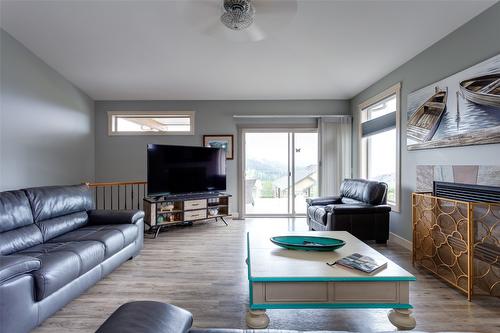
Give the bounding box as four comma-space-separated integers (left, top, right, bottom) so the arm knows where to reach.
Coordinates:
203, 134, 234, 159
406, 54, 500, 150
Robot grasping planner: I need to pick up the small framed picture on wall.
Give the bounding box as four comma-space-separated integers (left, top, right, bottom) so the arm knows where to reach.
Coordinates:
203, 134, 234, 160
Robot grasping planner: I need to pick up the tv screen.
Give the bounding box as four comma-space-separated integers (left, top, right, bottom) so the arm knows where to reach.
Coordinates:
147, 144, 226, 196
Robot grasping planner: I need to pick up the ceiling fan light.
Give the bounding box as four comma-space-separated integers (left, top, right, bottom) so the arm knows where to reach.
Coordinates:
220, 0, 255, 31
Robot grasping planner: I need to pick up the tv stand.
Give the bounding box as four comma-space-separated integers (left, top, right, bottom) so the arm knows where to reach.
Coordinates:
143, 193, 231, 238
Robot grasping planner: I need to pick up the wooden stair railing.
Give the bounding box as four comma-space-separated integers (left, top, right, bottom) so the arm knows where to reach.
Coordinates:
85, 181, 147, 210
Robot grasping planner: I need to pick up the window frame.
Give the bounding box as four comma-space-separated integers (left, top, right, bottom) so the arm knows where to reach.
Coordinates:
107, 111, 195, 136
358, 82, 401, 212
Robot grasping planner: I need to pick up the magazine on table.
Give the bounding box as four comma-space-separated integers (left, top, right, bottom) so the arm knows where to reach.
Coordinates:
328, 253, 387, 274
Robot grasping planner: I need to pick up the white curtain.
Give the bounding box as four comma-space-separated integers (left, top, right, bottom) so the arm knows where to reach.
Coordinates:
319, 116, 352, 196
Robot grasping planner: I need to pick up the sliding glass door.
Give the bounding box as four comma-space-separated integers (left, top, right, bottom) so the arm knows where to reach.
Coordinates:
293, 132, 319, 214
243, 129, 318, 217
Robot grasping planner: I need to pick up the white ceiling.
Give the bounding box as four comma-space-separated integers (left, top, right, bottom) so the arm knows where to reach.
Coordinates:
1, 0, 496, 100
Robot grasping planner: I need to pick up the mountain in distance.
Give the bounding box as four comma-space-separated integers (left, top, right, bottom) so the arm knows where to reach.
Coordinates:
246, 158, 288, 181
246, 158, 287, 172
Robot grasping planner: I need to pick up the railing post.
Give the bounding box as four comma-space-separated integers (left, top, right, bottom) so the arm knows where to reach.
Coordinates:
132, 184, 134, 210
85, 181, 147, 212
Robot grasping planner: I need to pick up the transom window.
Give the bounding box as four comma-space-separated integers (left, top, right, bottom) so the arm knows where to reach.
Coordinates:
365, 94, 397, 120
108, 111, 195, 135
359, 83, 401, 211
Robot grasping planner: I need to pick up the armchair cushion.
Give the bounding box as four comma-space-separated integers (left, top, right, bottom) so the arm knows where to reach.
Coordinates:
325, 204, 391, 215
0, 254, 40, 284
340, 197, 365, 205
340, 179, 388, 205
88, 210, 144, 225
306, 196, 341, 206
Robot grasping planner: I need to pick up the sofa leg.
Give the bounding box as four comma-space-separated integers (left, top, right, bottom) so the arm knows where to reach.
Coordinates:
376, 239, 387, 244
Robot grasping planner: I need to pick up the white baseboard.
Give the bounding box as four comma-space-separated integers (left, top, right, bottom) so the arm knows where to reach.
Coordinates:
388, 232, 412, 250
230, 212, 243, 220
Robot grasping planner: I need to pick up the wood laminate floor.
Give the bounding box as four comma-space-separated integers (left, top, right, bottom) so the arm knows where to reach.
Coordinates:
34, 218, 499, 333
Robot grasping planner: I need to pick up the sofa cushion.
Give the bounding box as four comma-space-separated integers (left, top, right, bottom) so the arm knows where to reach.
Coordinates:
0, 190, 35, 232
19, 241, 105, 300
307, 206, 328, 225
23, 184, 93, 222
36, 211, 89, 242
23, 185, 93, 241
0, 224, 44, 255
0, 190, 44, 255
49, 224, 138, 258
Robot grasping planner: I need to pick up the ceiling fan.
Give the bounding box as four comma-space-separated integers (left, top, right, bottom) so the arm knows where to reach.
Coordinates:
183, 0, 298, 42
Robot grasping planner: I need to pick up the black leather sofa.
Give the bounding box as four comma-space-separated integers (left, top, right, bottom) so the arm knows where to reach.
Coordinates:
306, 179, 391, 243
0, 184, 144, 333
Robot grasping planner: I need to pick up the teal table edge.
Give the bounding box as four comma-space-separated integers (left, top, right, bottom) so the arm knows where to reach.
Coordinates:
246, 232, 415, 311
250, 276, 416, 282
250, 303, 413, 310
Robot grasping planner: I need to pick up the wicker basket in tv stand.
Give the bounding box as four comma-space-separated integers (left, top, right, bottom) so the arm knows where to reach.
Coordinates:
143, 193, 231, 238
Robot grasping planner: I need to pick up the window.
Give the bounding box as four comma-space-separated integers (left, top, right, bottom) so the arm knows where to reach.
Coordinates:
108, 111, 195, 135
359, 83, 401, 211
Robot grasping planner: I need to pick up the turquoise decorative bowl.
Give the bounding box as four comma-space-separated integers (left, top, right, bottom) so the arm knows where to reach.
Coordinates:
270, 235, 346, 251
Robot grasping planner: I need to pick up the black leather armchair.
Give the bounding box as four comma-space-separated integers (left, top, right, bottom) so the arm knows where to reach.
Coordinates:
306, 179, 391, 243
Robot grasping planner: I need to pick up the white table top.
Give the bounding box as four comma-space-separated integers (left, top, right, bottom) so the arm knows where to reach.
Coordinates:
247, 231, 415, 282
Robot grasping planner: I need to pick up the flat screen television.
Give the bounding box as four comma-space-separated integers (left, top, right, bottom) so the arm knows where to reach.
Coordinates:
147, 144, 226, 196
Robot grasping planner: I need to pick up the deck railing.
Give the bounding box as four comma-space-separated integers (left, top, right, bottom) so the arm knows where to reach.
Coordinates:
86, 181, 147, 210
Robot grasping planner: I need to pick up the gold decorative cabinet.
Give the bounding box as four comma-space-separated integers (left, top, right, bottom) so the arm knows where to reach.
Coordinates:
412, 192, 499, 300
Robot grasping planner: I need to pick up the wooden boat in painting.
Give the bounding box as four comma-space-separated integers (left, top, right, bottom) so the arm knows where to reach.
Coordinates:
407, 88, 448, 142
459, 74, 500, 108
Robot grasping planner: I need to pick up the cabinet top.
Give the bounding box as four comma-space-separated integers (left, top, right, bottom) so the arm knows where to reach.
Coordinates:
144, 192, 231, 203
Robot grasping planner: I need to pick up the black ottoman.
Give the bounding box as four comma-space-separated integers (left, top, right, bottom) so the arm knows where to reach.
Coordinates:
96, 301, 193, 333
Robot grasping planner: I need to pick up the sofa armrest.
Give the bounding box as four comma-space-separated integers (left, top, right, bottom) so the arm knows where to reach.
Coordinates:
0, 255, 40, 284
88, 210, 145, 225
306, 196, 341, 206
325, 204, 391, 215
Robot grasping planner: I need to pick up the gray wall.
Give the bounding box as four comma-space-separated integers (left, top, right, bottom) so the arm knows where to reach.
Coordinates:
95, 100, 350, 214
350, 3, 500, 242
0, 29, 95, 190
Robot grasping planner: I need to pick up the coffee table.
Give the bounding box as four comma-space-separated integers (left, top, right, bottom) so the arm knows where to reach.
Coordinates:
246, 231, 416, 330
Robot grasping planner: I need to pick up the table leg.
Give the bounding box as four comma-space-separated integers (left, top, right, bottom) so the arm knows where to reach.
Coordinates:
220, 216, 228, 226
154, 226, 162, 239
388, 309, 416, 330
245, 309, 269, 329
